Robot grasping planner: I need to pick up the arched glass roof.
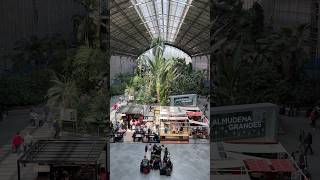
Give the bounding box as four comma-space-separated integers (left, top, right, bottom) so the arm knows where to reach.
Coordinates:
108, 0, 210, 57
130, 0, 193, 43
139, 45, 192, 63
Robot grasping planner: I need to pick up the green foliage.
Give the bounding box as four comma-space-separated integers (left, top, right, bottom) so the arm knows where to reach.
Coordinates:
46, 73, 79, 109
212, 0, 310, 106
11, 36, 68, 74
69, 47, 107, 94
0, 69, 53, 107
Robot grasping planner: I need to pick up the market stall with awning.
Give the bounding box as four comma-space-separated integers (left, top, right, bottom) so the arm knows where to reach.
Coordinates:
159, 106, 189, 142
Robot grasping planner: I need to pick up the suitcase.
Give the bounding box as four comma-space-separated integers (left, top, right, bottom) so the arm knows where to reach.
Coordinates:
160, 168, 166, 175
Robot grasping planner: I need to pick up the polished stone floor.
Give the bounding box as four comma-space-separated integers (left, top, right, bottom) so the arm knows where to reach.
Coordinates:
110, 143, 209, 180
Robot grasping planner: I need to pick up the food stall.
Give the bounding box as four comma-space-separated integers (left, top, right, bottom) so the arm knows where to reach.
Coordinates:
159, 106, 189, 142
116, 105, 144, 129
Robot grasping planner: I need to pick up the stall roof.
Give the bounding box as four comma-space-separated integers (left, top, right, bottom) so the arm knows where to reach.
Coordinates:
270, 159, 296, 172
244, 159, 272, 172
19, 139, 106, 164
159, 106, 186, 116
116, 105, 144, 115
189, 119, 208, 127
212, 160, 245, 169
186, 111, 202, 116
180, 106, 200, 112
160, 116, 188, 120
211, 174, 251, 180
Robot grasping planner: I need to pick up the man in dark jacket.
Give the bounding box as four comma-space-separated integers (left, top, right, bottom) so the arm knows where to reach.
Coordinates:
304, 132, 313, 155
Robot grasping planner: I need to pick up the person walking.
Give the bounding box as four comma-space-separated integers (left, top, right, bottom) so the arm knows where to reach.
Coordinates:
53, 120, 61, 139
299, 129, 305, 144
23, 132, 33, 152
145, 144, 148, 155
304, 132, 313, 155
30, 108, 39, 127
12, 132, 24, 155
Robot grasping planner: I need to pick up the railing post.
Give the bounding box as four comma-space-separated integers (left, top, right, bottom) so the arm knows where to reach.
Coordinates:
17, 160, 21, 180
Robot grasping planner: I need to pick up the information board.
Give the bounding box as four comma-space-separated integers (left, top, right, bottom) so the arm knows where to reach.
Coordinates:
170, 94, 197, 106
211, 111, 266, 141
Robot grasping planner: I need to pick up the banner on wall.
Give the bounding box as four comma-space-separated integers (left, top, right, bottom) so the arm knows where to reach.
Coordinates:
211, 111, 266, 141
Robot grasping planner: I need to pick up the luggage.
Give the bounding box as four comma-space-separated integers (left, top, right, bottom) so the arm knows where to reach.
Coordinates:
166, 168, 172, 176
160, 168, 166, 175
143, 167, 150, 174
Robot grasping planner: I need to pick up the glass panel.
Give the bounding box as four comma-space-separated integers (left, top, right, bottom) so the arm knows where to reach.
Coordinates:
131, 0, 193, 43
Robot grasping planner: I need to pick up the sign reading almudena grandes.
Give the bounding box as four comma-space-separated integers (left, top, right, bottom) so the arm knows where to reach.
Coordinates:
210, 103, 278, 142
212, 111, 265, 141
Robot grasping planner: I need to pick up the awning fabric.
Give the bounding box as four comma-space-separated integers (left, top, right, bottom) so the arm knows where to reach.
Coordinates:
187, 111, 203, 116
244, 159, 272, 172
270, 159, 296, 172
189, 120, 209, 127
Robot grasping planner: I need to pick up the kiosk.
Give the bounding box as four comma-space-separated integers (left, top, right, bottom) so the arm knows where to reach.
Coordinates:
159, 106, 189, 142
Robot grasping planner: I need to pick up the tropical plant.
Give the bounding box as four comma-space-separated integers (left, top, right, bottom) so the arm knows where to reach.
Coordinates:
211, 0, 310, 105
46, 73, 79, 122
139, 38, 181, 105
73, 0, 99, 47
70, 47, 107, 94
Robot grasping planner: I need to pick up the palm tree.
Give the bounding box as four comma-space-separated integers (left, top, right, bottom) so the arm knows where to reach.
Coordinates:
140, 38, 180, 105
47, 73, 79, 122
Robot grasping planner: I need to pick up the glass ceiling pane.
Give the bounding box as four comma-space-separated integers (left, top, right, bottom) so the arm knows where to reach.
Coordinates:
131, 0, 193, 43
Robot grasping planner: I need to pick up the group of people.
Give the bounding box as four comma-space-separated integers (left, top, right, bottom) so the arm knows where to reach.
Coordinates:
29, 107, 50, 128
11, 132, 33, 155
140, 144, 173, 176
132, 126, 159, 143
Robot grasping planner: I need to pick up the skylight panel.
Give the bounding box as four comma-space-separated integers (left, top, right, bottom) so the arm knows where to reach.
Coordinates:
131, 0, 193, 43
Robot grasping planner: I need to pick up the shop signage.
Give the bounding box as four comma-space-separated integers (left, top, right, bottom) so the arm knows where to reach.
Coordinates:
211, 111, 265, 141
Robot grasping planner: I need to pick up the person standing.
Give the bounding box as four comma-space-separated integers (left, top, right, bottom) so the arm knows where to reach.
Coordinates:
145, 144, 148, 155
310, 109, 317, 130
53, 120, 61, 139
12, 132, 24, 155
23, 132, 33, 152
304, 132, 313, 155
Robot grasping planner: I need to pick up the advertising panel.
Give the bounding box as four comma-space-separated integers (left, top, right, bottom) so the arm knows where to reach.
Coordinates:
211, 111, 266, 141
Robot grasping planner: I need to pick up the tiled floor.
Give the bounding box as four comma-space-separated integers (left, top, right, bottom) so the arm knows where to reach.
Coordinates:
110, 143, 209, 180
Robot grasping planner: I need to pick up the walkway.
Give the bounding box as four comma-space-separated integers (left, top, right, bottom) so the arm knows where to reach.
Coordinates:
0, 123, 52, 180
279, 115, 320, 179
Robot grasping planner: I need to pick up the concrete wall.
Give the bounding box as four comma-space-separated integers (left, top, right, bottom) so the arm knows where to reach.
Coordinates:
191, 55, 210, 80
0, 0, 83, 49
110, 55, 136, 81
